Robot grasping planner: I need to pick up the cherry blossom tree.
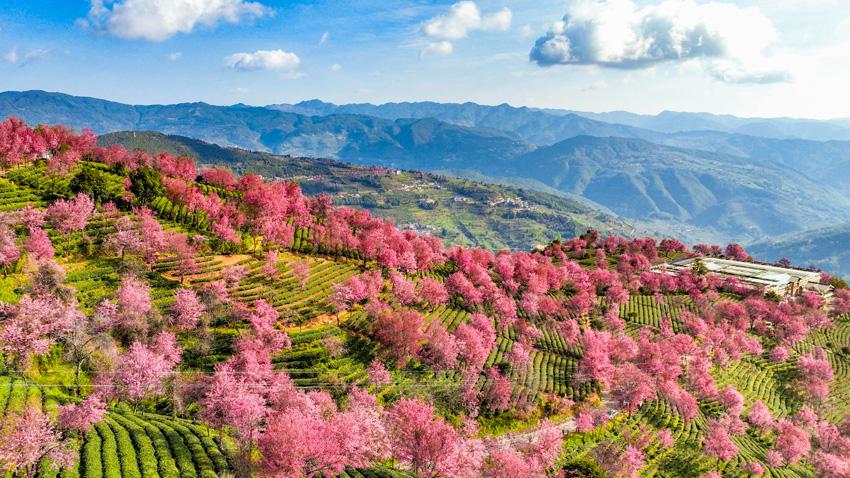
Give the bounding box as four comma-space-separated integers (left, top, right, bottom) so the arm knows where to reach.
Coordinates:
46, 193, 95, 235
611, 363, 655, 414
420, 321, 458, 371
0, 293, 80, 368
23, 227, 54, 261
484, 368, 512, 412
703, 418, 739, 461
110, 338, 181, 410
199, 362, 268, 444
0, 406, 75, 478
373, 309, 424, 366
833, 289, 850, 315
292, 261, 310, 289
104, 215, 142, 259
797, 348, 834, 403
0, 225, 20, 276
367, 359, 391, 386
386, 398, 483, 478
113, 275, 153, 340
418, 277, 448, 308
747, 401, 775, 430
774, 420, 811, 465
57, 395, 107, 433
172, 288, 205, 330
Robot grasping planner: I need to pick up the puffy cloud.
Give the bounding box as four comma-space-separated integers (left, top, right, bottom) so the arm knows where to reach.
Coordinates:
420, 41, 454, 58
82, 0, 270, 42
168, 52, 183, 61
330, 63, 342, 73
529, 0, 789, 84
225, 49, 300, 72
424, 1, 511, 40
420, 1, 511, 56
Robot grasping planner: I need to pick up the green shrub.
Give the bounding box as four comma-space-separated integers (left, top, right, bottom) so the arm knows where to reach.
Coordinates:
81, 430, 103, 478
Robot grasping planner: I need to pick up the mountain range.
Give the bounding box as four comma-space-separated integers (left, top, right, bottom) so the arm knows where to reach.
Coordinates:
4, 90, 850, 270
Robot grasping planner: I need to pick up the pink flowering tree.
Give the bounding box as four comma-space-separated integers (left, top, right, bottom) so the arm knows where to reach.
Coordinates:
372, 309, 425, 366
797, 348, 834, 404
367, 359, 392, 386
171, 288, 206, 330
23, 227, 54, 261
0, 293, 80, 369
57, 395, 107, 433
113, 274, 153, 340
0, 224, 20, 276
386, 398, 483, 478
0, 406, 75, 478
702, 418, 739, 461
110, 336, 181, 411
46, 193, 95, 235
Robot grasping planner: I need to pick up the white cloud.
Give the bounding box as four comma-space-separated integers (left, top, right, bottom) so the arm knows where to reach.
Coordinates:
330, 63, 342, 73
225, 49, 300, 72
168, 51, 183, 61
3, 48, 49, 66
82, 0, 270, 42
529, 0, 789, 84
424, 1, 511, 40
420, 41, 454, 58
420, 1, 510, 56
319, 31, 329, 46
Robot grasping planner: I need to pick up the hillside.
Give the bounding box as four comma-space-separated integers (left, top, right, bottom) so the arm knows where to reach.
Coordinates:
748, 224, 850, 278
507, 136, 850, 242
2, 118, 850, 478
97, 131, 637, 250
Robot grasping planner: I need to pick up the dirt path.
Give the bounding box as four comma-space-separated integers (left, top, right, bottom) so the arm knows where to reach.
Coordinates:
492, 400, 617, 448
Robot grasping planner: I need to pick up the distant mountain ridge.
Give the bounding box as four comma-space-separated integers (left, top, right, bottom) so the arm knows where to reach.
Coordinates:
0, 90, 533, 167
273, 98, 850, 142
748, 223, 850, 278
268, 99, 662, 145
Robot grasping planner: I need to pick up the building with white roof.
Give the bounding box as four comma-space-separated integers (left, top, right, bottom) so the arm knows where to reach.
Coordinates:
653, 257, 831, 299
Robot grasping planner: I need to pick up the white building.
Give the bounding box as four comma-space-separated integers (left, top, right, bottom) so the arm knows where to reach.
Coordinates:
653, 257, 831, 298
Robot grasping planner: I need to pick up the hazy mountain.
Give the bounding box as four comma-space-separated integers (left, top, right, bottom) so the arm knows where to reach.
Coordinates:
269, 99, 663, 145
658, 131, 850, 191
273, 99, 850, 143
572, 110, 850, 141
505, 136, 850, 242
0, 90, 532, 167
98, 131, 637, 250
748, 224, 850, 278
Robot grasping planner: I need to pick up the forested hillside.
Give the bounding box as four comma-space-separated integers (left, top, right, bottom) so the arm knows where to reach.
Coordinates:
97, 131, 637, 251
1, 117, 850, 478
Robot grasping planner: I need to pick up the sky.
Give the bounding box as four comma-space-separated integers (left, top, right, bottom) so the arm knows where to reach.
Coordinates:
1, 0, 849, 119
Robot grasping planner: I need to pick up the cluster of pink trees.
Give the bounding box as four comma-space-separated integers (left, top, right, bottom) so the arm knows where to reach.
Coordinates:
0, 117, 95, 172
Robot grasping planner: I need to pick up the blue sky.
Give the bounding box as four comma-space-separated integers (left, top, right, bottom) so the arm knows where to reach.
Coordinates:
1, 0, 849, 118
